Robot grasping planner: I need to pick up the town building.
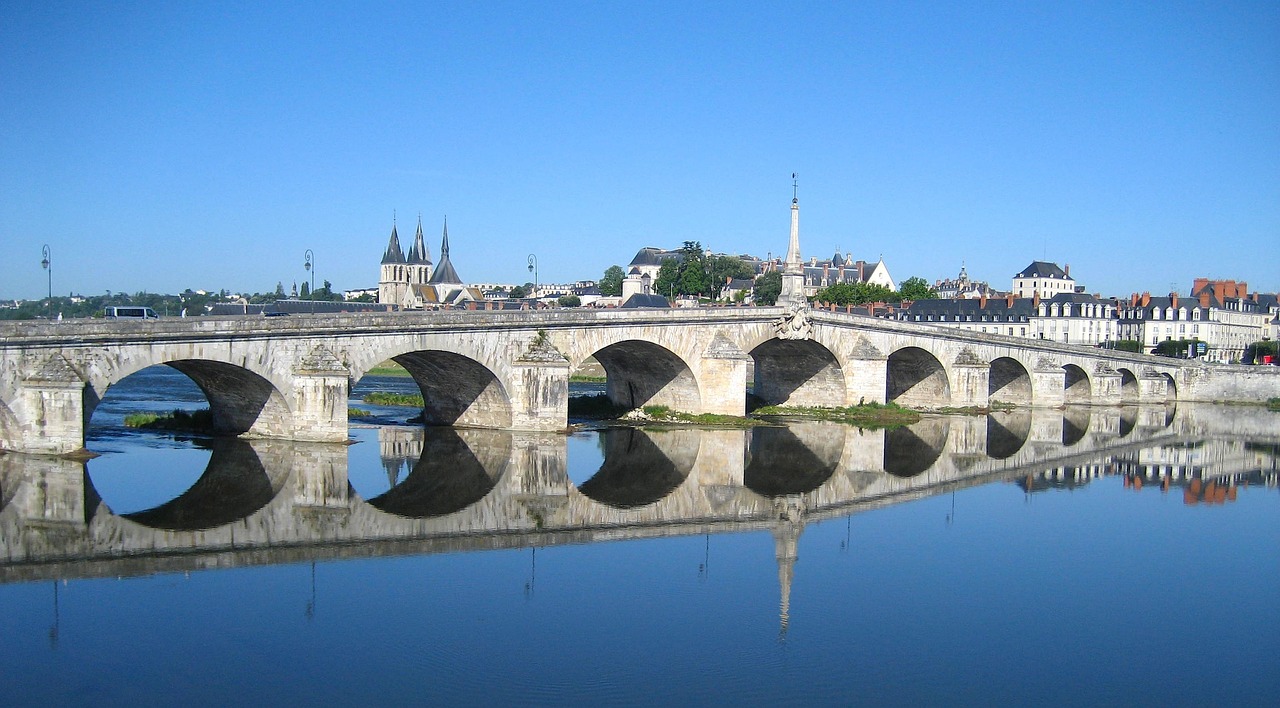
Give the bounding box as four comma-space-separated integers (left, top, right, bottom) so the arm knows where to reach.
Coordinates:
1012, 261, 1079, 299
933, 263, 1006, 299
896, 292, 1118, 345
1117, 285, 1275, 363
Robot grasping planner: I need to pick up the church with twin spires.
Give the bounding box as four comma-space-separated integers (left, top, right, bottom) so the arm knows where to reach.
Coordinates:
378, 216, 479, 309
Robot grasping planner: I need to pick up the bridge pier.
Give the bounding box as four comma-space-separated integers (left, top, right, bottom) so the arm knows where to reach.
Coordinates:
700, 335, 750, 416
509, 349, 571, 431
1031, 361, 1066, 407
845, 357, 888, 405
950, 357, 990, 408
13, 355, 86, 455
1137, 371, 1169, 403
1091, 367, 1123, 405
292, 348, 352, 443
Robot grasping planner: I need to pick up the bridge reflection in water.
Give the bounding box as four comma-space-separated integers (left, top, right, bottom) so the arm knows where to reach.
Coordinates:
3, 404, 1277, 608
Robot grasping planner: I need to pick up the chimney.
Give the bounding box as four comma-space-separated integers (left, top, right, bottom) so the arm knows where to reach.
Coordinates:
1130, 293, 1139, 307
1171, 294, 1178, 309
1065, 263, 1070, 277
1199, 291, 1211, 308
1007, 294, 1015, 307
979, 294, 987, 308
1141, 292, 1150, 307
1239, 281, 1248, 297
1033, 291, 1041, 308
1192, 277, 1209, 296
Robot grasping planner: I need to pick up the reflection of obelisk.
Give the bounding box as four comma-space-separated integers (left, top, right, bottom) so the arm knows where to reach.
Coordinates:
772, 498, 805, 640
778, 174, 808, 309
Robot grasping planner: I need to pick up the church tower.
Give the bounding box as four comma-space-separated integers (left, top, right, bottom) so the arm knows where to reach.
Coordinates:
778, 174, 808, 308
378, 218, 407, 306
406, 215, 434, 286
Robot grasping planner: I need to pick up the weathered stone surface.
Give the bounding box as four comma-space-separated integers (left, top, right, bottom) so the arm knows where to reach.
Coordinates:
1, 308, 1277, 453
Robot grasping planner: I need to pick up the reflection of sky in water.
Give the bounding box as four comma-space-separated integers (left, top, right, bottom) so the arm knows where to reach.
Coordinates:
11, 365, 1275, 704
2, 470, 1276, 706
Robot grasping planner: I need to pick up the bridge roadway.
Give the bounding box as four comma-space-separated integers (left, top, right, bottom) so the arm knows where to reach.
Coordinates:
2, 306, 1278, 454
3, 402, 1276, 585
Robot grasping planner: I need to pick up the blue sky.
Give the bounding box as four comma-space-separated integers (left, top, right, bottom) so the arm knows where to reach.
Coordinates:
2, 1, 1277, 300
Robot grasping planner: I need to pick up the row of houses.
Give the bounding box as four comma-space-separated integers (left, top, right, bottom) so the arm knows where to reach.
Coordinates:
890, 282, 1277, 363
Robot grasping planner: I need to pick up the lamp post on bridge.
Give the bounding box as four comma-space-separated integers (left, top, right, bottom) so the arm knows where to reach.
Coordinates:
527, 254, 538, 305
40, 244, 51, 304
304, 249, 315, 312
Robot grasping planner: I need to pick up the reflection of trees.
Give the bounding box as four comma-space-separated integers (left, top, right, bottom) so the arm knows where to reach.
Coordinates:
578, 428, 691, 508
745, 427, 840, 496
368, 429, 510, 518
119, 439, 275, 531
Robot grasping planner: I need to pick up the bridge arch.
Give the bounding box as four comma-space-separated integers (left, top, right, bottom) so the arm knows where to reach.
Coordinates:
1117, 368, 1140, 403
1160, 372, 1178, 401
887, 347, 950, 407
750, 339, 845, 408
1063, 364, 1091, 404
884, 419, 949, 477
588, 340, 700, 413
387, 350, 513, 427
89, 360, 294, 439
989, 357, 1032, 404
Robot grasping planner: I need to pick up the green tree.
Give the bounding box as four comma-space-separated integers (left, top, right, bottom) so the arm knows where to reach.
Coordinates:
707, 255, 755, 299
1243, 340, 1278, 364
557, 294, 582, 307
1153, 338, 1204, 358
896, 276, 937, 301
814, 281, 895, 306
1110, 340, 1143, 353
754, 271, 782, 306
300, 281, 310, 299
275, 282, 286, 298
599, 265, 624, 296
653, 259, 680, 300
509, 285, 528, 299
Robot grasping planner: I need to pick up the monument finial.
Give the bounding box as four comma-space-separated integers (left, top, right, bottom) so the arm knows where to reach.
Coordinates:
792, 172, 798, 203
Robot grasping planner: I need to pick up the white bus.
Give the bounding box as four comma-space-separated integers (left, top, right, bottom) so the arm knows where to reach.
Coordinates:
104, 306, 159, 319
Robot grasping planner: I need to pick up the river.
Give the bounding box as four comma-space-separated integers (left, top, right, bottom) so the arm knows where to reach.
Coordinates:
1, 365, 1277, 706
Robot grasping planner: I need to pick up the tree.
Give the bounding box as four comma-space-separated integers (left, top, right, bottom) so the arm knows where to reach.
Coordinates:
300, 281, 310, 299
509, 285, 528, 299
814, 281, 896, 306
557, 294, 581, 307
599, 265, 624, 296
896, 276, 937, 302
754, 271, 782, 306
707, 255, 755, 299
653, 259, 680, 300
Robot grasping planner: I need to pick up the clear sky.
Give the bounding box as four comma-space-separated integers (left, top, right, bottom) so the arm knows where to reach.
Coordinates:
2, 1, 1277, 300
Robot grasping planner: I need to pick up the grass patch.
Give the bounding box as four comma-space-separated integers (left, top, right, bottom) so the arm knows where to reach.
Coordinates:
753, 401, 921, 429
362, 392, 425, 407
569, 374, 607, 383
366, 360, 412, 377
1268, 397, 1280, 412
348, 408, 373, 419
124, 408, 215, 432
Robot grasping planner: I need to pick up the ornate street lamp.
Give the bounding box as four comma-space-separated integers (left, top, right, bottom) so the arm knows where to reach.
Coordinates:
527, 254, 538, 301
304, 249, 315, 299
41, 244, 51, 301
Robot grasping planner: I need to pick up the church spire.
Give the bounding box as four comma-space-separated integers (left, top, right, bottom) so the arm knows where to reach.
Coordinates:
407, 214, 431, 264
427, 216, 461, 284
381, 218, 405, 264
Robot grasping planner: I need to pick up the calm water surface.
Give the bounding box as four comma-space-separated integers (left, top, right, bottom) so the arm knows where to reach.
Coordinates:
1, 366, 1277, 706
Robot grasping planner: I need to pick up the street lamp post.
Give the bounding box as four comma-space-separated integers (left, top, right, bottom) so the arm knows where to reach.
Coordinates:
304, 249, 315, 298
40, 244, 51, 301
527, 254, 538, 303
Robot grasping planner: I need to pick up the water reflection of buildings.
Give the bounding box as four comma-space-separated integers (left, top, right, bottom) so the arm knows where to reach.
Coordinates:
1016, 437, 1280, 503
3, 404, 1279, 634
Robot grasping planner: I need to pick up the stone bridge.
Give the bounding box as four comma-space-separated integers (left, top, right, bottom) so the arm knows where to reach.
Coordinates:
7, 402, 1272, 584
2, 307, 1277, 454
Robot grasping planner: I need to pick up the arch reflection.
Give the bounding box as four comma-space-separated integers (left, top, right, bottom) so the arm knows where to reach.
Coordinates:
367, 428, 511, 518
112, 439, 282, 531
885, 418, 949, 477
577, 428, 697, 508
745, 424, 843, 496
